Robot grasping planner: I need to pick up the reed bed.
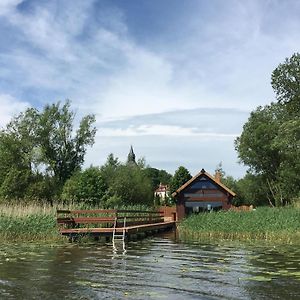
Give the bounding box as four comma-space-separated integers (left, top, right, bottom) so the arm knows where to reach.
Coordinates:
0, 202, 61, 242
0, 202, 158, 242
178, 207, 300, 244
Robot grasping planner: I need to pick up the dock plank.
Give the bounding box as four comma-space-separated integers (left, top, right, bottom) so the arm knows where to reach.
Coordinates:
59, 221, 176, 235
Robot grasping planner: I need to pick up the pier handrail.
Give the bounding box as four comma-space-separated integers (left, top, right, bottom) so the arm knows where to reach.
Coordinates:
56, 208, 165, 230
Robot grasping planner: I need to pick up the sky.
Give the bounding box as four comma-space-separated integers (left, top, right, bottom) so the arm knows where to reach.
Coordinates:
0, 0, 299, 178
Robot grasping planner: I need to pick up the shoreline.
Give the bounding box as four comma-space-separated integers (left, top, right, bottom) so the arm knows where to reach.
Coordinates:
1, 204, 299, 244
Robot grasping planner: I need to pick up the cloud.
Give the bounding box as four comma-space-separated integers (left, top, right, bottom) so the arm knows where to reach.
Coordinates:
96, 107, 249, 139
99, 124, 239, 138
0, 0, 22, 16
1, 0, 300, 177
0, 93, 29, 128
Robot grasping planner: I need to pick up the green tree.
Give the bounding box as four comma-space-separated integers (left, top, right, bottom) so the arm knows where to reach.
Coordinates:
235, 53, 300, 206
235, 103, 282, 179
100, 153, 121, 187
170, 166, 192, 194
143, 167, 172, 191
62, 167, 107, 205
0, 108, 39, 178
158, 169, 172, 186
37, 101, 96, 188
236, 174, 271, 206
271, 52, 300, 114
109, 165, 153, 206
0, 100, 96, 202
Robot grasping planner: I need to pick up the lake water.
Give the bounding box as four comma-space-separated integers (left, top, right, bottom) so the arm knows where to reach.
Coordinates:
0, 232, 300, 299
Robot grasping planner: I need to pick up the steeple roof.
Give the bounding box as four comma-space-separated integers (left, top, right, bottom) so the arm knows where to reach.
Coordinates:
127, 145, 137, 165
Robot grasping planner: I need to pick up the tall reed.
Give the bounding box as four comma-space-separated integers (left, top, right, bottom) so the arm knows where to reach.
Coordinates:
0, 202, 158, 242
178, 207, 300, 243
0, 202, 61, 242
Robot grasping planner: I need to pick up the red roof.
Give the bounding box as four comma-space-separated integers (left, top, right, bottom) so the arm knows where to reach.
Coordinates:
155, 184, 169, 193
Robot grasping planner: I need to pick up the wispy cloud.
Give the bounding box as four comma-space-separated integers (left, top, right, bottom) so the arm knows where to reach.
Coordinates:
0, 93, 29, 128
99, 124, 239, 138
0, 0, 300, 176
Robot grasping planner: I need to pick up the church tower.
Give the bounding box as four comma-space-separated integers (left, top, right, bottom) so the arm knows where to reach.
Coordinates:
127, 145, 137, 165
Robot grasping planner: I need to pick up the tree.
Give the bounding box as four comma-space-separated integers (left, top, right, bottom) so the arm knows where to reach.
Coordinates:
143, 167, 172, 191
170, 166, 192, 194
235, 174, 270, 206
273, 119, 300, 202
37, 100, 96, 188
62, 167, 107, 205
100, 153, 121, 187
0, 108, 39, 177
235, 103, 282, 179
235, 53, 300, 205
0, 100, 96, 202
109, 165, 153, 206
271, 52, 300, 114
158, 169, 172, 186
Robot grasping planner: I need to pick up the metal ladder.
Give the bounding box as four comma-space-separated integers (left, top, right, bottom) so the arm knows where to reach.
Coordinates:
112, 216, 126, 252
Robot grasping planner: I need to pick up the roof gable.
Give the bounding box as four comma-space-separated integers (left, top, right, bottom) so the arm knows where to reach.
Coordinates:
172, 169, 236, 197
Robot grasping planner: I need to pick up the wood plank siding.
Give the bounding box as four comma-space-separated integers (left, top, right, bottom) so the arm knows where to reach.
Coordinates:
173, 169, 235, 220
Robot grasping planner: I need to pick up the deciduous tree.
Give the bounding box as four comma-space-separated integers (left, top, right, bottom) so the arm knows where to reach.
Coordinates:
170, 166, 192, 194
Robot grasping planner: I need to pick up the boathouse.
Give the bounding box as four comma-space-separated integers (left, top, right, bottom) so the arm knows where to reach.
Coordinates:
172, 169, 236, 220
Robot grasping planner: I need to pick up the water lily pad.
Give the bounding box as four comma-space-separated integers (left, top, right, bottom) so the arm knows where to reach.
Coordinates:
240, 276, 272, 282
90, 282, 105, 288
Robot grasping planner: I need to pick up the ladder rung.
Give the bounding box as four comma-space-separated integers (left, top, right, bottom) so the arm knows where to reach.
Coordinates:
112, 217, 126, 251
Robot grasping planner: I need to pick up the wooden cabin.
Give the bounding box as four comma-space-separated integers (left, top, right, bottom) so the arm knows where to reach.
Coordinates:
172, 168, 236, 220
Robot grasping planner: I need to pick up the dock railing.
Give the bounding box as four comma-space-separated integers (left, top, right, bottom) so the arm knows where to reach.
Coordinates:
57, 209, 165, 231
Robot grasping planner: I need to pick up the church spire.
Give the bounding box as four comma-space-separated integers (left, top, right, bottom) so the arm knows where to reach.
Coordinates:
127, 145, 137, 165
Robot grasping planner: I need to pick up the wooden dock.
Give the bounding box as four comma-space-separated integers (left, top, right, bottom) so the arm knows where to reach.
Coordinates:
57, 208, 176, 240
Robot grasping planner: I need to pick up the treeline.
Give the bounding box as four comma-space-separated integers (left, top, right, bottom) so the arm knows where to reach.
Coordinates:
61, 154, 173, 207
0, 102, 174, 206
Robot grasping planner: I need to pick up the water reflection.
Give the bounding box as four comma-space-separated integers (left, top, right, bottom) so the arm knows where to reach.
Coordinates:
0, 234, 300, 299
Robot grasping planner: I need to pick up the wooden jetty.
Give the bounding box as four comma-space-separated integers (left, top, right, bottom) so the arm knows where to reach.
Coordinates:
57, 208, 176, 243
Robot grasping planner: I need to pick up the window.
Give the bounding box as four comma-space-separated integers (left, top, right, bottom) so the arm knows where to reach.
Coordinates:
189, 180, 217, 190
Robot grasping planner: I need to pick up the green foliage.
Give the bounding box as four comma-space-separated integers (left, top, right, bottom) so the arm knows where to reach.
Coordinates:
235, 53, 300, 206
235, 103, 282, 178
0, 100, 96, 202
37, 100, 96, 187
271, 52, 300, 114
170, 166, 192, 194
109, 165, 153, 206
62, 167, 107, 205
143, 167, 172, 191
235, 174, 270, 206
0, 168, 31, 200
61, 154, 155, 208
179, 207, 300, 243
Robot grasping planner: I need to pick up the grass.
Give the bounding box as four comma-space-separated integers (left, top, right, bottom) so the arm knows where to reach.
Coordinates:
178, 206, 300, 244
0, 202, 63, 242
